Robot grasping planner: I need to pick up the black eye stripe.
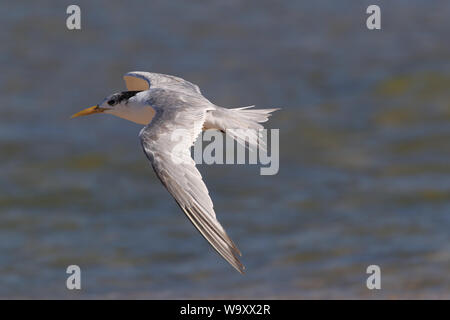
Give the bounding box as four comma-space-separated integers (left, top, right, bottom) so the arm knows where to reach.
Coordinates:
107, 99, 116, 106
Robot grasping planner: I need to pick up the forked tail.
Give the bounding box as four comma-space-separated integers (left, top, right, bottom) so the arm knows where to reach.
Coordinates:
204, 105, 280, 150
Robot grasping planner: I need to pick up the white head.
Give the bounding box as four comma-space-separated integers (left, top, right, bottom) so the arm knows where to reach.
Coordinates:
71, 90, 155, 125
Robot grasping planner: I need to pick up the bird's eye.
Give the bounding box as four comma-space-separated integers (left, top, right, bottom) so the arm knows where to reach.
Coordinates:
107, 99, 116, 106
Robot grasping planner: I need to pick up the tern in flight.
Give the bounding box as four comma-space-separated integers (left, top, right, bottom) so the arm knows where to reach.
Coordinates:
72, 72, 279, 273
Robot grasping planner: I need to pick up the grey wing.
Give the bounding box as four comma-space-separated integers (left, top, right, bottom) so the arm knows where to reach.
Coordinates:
124, 71, 202, 95
139, 106, 244, 273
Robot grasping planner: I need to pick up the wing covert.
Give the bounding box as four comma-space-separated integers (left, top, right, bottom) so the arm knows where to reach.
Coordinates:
124, 71, 202, 95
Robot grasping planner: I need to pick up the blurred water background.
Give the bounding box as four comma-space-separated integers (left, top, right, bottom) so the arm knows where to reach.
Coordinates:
0, 0, 449, 299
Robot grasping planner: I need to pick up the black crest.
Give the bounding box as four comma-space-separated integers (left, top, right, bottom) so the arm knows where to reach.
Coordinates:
107, 91, 141, 106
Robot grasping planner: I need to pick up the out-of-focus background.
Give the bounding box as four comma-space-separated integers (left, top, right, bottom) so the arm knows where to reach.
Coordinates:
0, 0, 449, 299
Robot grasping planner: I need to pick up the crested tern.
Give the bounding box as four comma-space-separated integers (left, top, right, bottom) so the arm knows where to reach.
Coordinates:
72, 72, 279, 273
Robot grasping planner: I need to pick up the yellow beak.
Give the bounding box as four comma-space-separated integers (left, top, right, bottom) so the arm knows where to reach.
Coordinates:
71, 105, 106, 119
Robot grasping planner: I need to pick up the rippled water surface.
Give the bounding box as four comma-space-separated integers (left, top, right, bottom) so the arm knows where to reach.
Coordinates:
0, 0, 449, 298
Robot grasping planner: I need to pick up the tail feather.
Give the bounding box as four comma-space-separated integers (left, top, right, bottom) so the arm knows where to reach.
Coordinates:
203, 105, 280, 150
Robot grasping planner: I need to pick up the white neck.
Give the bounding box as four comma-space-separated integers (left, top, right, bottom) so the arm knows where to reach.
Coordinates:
106, 103, 155, 125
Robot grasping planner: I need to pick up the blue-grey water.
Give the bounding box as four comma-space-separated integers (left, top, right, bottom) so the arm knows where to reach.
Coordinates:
0, 0, 449, 298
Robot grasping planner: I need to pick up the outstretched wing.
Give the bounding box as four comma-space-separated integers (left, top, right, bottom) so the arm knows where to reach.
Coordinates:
139, 98, 244, 273
124, 71, 202, 95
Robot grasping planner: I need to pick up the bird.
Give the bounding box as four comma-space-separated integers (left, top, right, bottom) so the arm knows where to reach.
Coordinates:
72, 71, 279, 273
